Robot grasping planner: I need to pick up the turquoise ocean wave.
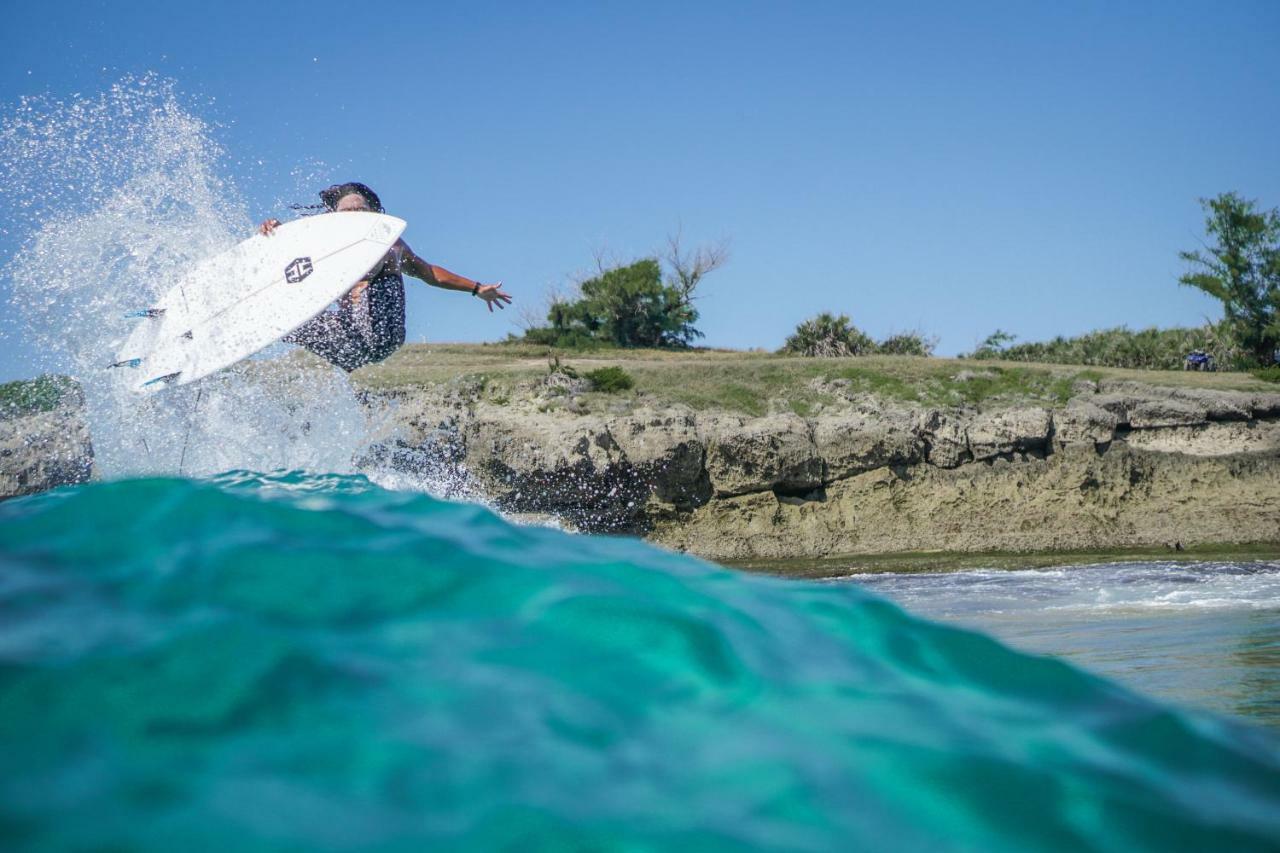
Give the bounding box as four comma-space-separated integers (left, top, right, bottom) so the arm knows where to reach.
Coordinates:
2, 472, 1278, 850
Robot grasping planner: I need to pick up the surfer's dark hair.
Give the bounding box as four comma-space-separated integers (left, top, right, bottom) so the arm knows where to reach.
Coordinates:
319, 182, 384, 213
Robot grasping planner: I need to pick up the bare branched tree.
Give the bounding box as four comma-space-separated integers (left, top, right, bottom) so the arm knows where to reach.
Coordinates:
664, 226, 730, 308
589, 244, 624, 278
515, 280, 575, 333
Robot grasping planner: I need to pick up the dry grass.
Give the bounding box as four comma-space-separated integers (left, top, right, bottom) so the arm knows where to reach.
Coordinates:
354, 343, 1277, 415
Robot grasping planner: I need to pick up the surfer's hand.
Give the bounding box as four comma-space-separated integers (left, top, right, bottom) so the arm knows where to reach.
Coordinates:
259, 218, 281, 236
348, 281, 369, 306
477, 282, 512, 313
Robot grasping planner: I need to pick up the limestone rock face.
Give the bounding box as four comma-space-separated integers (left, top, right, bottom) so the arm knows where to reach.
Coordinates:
9, 367, 1280, 561
1053, 401, 1118, 448
1166, 388, 1253, 422
1094, 383, 1260, 427
0, 403, 94, 498
463, 410, 647, 529
1251, 393, 1280, 419
1125, 421, 1280, 456
702, 413, 822, 497
813, 408, 924, 481
919, 411, 970, 468
606, 408, 708, 509
967, 407, 1052, 460
648, 443, 1280, 561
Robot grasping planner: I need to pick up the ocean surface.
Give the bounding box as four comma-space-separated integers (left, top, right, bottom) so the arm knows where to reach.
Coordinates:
849, 561, 1280, 732
2, 473, 1279, 851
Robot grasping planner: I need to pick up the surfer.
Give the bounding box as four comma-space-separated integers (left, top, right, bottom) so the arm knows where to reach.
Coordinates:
259, 182, 511, 372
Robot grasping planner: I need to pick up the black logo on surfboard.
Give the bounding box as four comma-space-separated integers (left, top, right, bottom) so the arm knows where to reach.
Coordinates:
285, 257, 314, 283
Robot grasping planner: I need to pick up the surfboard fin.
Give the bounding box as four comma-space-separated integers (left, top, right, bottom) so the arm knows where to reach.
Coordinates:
108, 358, 142, 369
141, 372, 182, 388
125, 308, 165, 319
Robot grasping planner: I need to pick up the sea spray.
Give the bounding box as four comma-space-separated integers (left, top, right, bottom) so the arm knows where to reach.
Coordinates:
0, 77, 455, 487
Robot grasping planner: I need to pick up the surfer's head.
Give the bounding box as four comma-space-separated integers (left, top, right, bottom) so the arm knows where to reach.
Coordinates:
319, 182, 384, 214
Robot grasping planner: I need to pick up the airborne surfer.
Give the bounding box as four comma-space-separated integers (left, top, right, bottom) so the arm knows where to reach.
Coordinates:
259, 182, 512, 372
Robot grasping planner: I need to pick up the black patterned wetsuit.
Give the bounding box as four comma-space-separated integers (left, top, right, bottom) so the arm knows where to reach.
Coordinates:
284, 260, 406, 372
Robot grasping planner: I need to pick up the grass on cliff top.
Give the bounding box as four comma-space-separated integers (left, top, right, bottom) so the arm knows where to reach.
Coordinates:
355, 343, 1277, 416
0, 375, 79, 419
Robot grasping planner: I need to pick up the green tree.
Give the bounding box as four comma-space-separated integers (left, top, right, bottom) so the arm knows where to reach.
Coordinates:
968, 329, 1017, 360
1179, 193, 1280, 366
520, 233, 728, 349
526, 259, 703, 348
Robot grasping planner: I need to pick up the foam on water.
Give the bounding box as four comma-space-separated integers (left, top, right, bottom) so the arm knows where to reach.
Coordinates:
850, 561, 1280, 616
850, 561, 1280, 726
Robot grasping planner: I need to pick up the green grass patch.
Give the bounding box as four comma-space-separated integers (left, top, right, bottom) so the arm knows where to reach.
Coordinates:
354, 345, 1280, 414
0, 375, 78, 418
1250, 365, 1280, 384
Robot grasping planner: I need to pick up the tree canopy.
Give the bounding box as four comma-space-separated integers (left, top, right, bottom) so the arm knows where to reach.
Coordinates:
1179, 192, 1280, 366
521, 236, 728, 349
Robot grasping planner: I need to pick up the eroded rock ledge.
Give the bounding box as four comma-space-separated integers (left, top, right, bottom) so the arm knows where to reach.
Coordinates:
367, 378, 1280, 560
2, 375, 1276, 561
0, 388, 94, 499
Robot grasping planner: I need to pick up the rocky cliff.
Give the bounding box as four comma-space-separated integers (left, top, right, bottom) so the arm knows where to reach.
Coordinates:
3, 369, 1277, 562
0, 385, 94, 499
365, 376, 1280, 561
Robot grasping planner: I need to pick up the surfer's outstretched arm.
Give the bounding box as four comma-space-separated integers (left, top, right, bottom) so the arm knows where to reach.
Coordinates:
398, 241, 512, 312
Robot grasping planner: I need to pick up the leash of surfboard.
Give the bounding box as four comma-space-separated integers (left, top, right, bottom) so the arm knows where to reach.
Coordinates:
178, 388, 203, 476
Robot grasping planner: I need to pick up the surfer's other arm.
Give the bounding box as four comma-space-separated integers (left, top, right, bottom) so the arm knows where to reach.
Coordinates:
259, 218, 281, 236
398, 242, 512, 312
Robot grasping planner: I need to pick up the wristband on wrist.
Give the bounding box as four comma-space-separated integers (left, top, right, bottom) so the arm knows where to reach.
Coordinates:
471, 282, 481, 296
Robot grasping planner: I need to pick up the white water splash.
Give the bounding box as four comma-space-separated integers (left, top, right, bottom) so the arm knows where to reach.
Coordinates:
0, 76, 435, 483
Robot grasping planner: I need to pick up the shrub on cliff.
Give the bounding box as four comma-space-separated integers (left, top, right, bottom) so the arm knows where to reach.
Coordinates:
878, 331, 938, 357
782, 315, 936, 357
782, 313, 876, 357
1180, 192, 1280, 367
1252, 366, 1280, 384
585, 366, 635, 393
965, 324, 1239, 370
0, 375, 79, 419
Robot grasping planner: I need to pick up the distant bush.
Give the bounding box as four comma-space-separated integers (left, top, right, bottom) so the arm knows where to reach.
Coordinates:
877, 332, 938, 357
782, 314, 936, 358
782, 313, 876, 357
968, 329, 1018, 360
965, 325, 1243, 371
1251, 366, 1280, 384
0, 375, 78, 418
585, 365, 635, 393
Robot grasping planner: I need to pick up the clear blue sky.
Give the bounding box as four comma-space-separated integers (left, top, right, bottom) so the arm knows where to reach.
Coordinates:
2, 1, 1278, 380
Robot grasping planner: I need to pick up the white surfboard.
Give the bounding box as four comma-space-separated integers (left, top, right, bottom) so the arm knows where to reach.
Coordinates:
113, 211, 406, 393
